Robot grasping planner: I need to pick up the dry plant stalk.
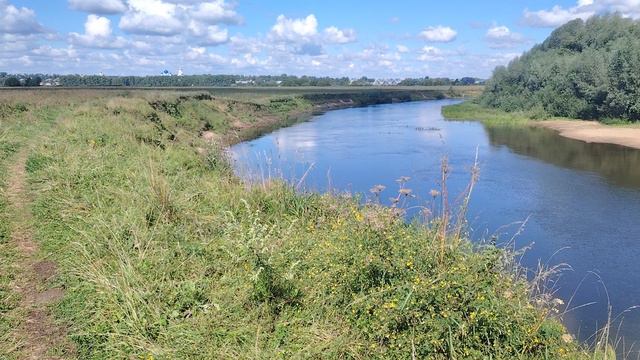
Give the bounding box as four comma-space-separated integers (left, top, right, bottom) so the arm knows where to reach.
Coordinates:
439, 157, 449, 264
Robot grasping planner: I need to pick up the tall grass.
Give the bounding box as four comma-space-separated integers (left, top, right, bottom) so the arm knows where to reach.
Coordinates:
0, 90, 605, 359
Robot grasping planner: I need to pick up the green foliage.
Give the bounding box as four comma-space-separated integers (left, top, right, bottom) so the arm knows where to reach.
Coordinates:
481, 14, 640, 122
2, 77, 20, 87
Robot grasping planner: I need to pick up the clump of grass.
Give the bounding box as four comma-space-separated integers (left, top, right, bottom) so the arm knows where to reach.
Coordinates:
442, 101, 535, 126
442, 101, 585, 127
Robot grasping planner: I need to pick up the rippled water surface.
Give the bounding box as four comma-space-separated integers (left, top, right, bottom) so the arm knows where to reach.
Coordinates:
231, 99, 640, 345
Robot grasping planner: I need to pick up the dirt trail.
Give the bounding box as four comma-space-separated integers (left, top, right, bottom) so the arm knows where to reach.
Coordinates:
7, 149, 70, 359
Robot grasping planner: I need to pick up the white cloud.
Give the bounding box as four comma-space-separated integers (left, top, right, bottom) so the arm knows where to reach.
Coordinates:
0, 1, 44, 34
396, 44, 409, 53
231, 53, 269, 68
267, 14, 354, 56
419, 25, 457, 42
270, 14, 318, 43
185, 46, 206, 60
324, 26, 356, 43
417, 46, 444, 61
68, 0, 127, 15
485, 25, 526, 48
32, 45, 78, 60
70, 15, 127, 48
229, 35, 263, 54
523, 5, 594, 27
119, 0, 184, 35
188, 21, 229, 45
86, 15, 112, 38
192, 0, 241, 24
523, 0, 640, 28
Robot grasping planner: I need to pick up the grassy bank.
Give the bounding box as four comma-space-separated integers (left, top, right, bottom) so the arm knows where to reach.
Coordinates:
0, 89, 596, 359
441, 101, 543, 126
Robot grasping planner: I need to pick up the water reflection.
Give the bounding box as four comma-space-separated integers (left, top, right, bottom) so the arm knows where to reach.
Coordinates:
486, 125, 640, 188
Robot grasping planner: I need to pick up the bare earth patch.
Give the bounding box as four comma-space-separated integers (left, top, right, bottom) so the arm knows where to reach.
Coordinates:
540, 120, 640, 150
6, 150, 71, 359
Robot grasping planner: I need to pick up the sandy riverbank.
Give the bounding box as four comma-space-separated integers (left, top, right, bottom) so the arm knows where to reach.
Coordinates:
539, 120, 640, 150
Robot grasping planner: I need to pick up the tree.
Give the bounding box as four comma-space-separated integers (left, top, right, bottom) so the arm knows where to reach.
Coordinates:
25, 76, 42, 87
4, 77, 21, 87
479, 14, 640, 122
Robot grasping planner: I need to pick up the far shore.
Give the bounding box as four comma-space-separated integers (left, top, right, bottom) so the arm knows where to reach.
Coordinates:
539, 120, 640, 150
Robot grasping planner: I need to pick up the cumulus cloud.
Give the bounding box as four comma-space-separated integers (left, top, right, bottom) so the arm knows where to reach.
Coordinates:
417, 46, 444, 61
32, 45, 78, 61
188, 21, 229, 45
396, 44, 409, 53
231, 53, 270, 68
68, 0, 127, 15
0, 1, 44, 34
485, 25, 526, 48
419, 25, 457, 42
324, 26, 356, 43
270, 14, 319, 43
119, 0, 184, 35
86, 15, 112, 38
523, 5, 594, 27
70, 15, 127, 48
523, 0, 640, 28
191, 0, 242, 25
184, 46, 206, 60
267, 14, 355, 57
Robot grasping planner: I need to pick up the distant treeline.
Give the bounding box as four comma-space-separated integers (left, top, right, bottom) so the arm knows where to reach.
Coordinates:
480, 14, 640, 121
0, 72, 483, 88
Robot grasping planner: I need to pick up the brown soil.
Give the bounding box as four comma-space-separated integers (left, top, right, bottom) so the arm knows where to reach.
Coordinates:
6, 150, 71, 359
539, 120, 640, 150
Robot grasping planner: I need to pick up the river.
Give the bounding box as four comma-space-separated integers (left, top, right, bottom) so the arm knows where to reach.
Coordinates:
230, 99, 640, 346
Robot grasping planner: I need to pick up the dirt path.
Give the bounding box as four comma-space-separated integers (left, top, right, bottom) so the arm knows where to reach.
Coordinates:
7, 149, 70, 359
539, 120, 640, 150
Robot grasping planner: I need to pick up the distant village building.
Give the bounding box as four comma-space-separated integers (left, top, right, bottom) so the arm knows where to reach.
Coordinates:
177, 68, 184, 76
40, 78, 61, 87
234, 79, 255, 86
160, 69, 172, 76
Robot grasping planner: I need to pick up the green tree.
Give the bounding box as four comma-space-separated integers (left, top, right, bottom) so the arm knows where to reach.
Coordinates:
4, 77, 21, 87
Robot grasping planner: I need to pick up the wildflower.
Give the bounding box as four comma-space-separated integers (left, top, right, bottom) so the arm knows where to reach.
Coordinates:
395, 176, 410, 184
398, 188, 412, 196
369, 184, 386, 194
562, 333, 574, 343
429, 189, 440, 198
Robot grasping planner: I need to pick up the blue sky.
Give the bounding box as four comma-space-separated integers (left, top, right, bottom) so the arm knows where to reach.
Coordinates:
1, 0, 638, 77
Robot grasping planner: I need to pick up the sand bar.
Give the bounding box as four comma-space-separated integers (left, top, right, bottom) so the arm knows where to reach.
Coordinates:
539, 120, 640, 150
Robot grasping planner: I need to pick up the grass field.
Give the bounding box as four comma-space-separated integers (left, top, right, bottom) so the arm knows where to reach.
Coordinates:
0, 88, 605, 359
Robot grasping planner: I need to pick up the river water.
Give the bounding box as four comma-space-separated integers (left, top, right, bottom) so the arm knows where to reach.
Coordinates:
230, 99, 640, 346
